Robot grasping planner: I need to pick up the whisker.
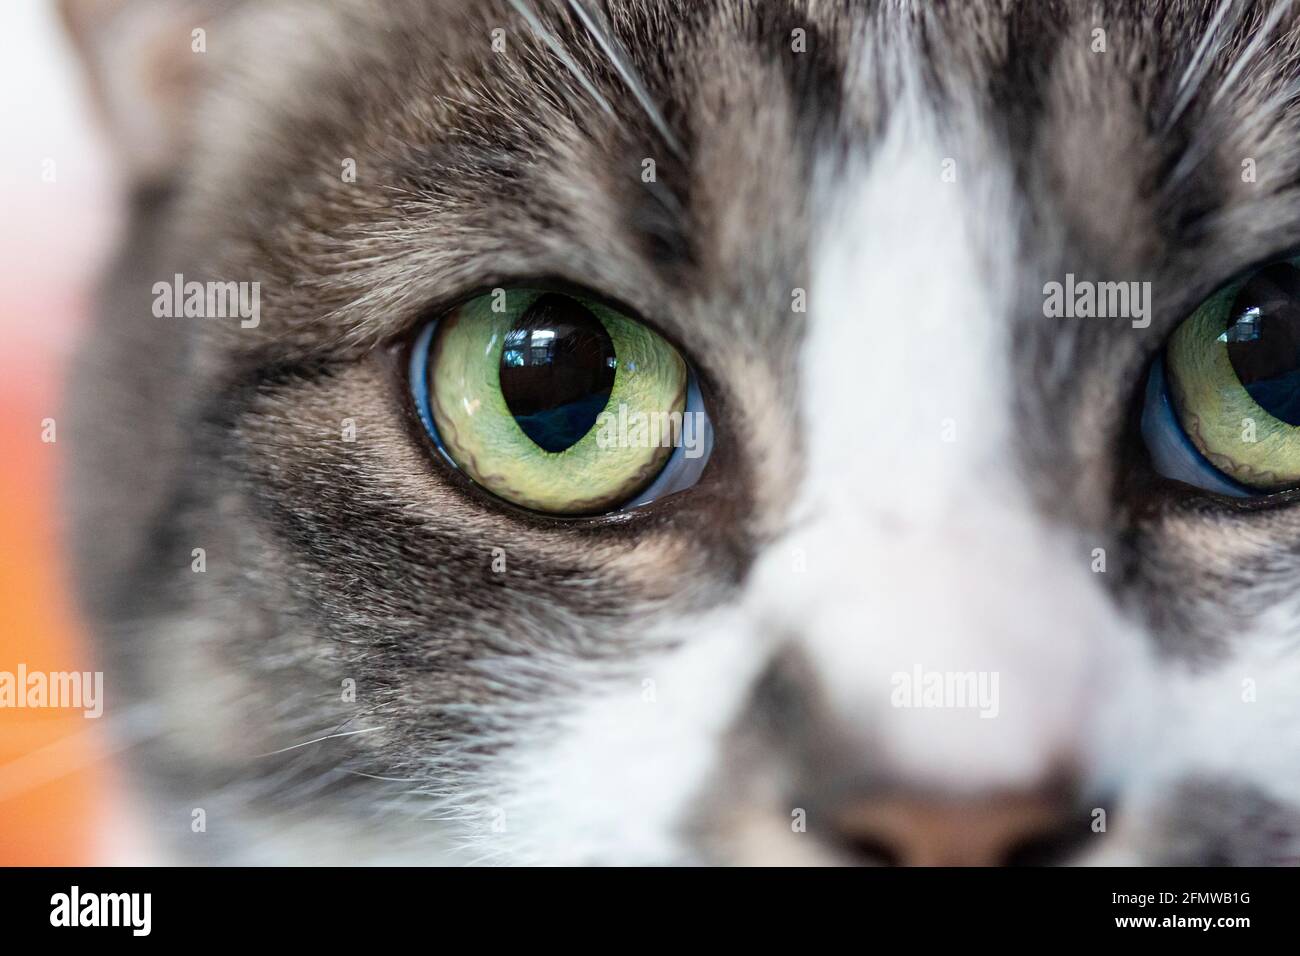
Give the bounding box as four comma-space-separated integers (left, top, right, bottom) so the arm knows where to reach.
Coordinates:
254, 726, 382, 757
342, 770, 426, 783
1210, 0, 1296, 108
507, 0, 615, 119
1165, 0, 1241, 130
564, 0, 685, 158
1166, 0, 1298, 187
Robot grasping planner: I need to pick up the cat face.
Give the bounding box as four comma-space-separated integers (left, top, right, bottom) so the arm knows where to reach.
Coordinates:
65, 0, 1300, 864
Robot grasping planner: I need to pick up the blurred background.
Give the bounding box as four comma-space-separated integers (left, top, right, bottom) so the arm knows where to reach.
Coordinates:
1, 0, 128, 864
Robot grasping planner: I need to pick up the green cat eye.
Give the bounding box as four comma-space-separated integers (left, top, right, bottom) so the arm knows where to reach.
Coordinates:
410, 288, 706, 515
1164, 256, 1300, 492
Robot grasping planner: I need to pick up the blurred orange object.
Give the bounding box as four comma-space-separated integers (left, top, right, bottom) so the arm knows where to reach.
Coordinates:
0, 366, 114, 865
0, 0, 124, 865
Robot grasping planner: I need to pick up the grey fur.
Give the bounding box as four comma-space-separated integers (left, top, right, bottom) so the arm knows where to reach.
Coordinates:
63, 0, 1300, 863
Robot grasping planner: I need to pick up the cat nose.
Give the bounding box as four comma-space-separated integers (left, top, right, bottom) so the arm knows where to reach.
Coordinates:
830, 791, 1080, 866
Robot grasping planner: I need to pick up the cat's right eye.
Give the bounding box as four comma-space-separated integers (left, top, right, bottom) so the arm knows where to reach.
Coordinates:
408, 287, 712, 516
1141, 255, 1300, 497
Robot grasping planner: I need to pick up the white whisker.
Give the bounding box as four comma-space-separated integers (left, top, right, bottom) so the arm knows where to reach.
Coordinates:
507, 0, 615, 118
1165, 0, 1241, 129
255, 726, 382, 757
565, 0, 685, 157
1210, 0, 1295, 107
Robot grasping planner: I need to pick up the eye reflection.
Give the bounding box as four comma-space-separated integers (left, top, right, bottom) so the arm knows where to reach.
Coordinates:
1144, 255, 1300, 496
496, 294, 617, 453
1222, 263, 1300, 426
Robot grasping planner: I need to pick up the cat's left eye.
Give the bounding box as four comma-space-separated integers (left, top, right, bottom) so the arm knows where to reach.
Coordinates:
409, 287, 712, 516
1142, 256, 1300, 497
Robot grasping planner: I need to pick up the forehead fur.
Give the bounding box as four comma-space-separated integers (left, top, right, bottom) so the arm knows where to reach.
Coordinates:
158, 0, 1300, 494
170, 0, 1300, 394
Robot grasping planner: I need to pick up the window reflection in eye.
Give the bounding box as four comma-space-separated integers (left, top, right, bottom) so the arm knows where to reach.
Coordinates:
502, 328, 527, 367
1220, 264, 1300, 426
496, 295, 618, 454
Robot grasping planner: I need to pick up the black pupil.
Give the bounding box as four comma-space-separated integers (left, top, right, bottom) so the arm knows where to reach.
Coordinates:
1225, 263, 1300, 426
499, 294, 617, 452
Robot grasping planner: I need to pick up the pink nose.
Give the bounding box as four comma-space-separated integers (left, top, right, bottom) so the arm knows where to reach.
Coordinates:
832, 791, 1078, 866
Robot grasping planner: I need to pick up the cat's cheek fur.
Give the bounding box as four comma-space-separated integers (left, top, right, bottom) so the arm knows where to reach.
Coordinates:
474, 619, 767, 864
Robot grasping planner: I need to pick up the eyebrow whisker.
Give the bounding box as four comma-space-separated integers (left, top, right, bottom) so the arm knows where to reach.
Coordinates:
507, 0, 617, 121
1210, 0, 1296, 109
1165, 0, 1242, 130
564, 0, 686, 159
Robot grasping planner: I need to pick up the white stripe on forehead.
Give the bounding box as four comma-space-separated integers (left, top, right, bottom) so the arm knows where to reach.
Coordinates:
805, 82, 1020, 520
782, 77, 1161, 792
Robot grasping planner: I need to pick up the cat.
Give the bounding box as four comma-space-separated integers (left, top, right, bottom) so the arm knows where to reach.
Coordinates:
62, 0, 1300, 864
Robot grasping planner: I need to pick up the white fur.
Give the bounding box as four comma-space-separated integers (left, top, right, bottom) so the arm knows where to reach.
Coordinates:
480, 620, 771, 863
482, 71, 1185, 862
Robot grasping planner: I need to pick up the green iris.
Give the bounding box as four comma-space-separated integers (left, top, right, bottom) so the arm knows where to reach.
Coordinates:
1167, 256, 1300, 491
424, 289, 687, 514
